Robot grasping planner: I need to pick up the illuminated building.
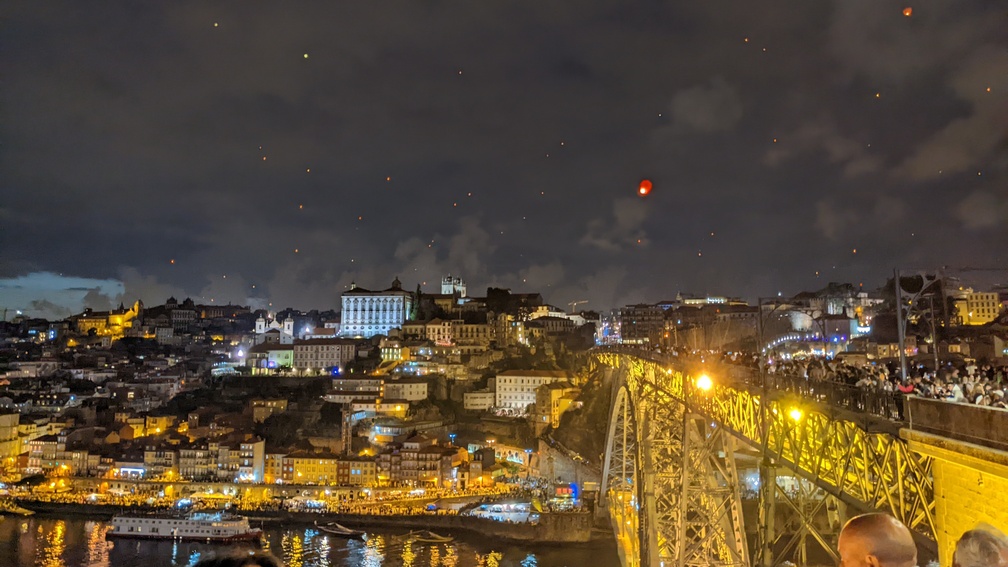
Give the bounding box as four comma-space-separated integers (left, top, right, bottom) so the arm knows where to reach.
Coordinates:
495, 370, 577, 411
73, 301, 143, 342
954, 291, 1002, 325
0, 413, 19, 474
340, 278, 415, 338
441, 274, 467, 296
616, 304, 665, 345
249, 399, 288, 423
534, 381, 581, 432
326, 376, 384, 404
247, 343, 294, 374
238, 439, 265, 483
384, 378, 428, 401
292, 338, 357, 374
254, 315, 295, 344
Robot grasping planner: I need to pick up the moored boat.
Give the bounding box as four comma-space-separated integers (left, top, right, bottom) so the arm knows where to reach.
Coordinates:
317, 522, 365, 539
106, 511, 262, 543
412, 530, 453, 544
0, 499, 35, 516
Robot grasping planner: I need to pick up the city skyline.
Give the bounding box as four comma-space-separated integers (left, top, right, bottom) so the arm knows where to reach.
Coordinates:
2, 2, 1006, 318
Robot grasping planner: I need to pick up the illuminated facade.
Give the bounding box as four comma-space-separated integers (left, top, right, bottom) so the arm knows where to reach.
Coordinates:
292, 338, 357, 374
956, 291, 1002, 325
0, 413, 19, 474
340, 278, 414, 338
441, 274, 467, 296
254, 315, 295, 344
495, 370, 577, 410
74, 301, 143, 341
281, 452, 376, 486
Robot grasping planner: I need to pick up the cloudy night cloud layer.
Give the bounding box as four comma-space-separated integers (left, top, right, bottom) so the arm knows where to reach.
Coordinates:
1, 1, 1005, 318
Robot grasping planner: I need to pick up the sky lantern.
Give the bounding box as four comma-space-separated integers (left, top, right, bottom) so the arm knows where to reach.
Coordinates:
903, 7, 912, 16
638, 179, 653, 196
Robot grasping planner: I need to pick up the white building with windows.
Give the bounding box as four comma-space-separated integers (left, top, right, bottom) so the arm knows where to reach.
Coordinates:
384, 378, 429, 402
340, 278, 414, 338
494, 370, 577, 411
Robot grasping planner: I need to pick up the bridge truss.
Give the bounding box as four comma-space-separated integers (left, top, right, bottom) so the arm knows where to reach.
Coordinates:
595, 352, 936, 567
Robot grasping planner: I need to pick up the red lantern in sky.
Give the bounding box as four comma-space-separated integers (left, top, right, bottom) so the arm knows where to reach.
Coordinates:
638, 179, 652, 196
902, 7, 913, 16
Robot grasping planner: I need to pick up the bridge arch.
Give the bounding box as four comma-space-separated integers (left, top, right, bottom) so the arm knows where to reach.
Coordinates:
594, 350, 937, 567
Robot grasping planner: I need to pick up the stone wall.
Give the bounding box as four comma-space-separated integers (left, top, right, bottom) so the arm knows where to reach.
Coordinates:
908, 397, 1008, 451
904, 428, 1008, 565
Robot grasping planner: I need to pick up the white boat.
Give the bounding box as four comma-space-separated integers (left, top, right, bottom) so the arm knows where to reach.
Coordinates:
106, 511, 262, 543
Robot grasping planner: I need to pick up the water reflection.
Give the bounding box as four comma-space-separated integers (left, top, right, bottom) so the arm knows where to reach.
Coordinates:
361, 533, 385, 567
442, 545, 457, 567
84, 521, 111, 567
0, 517, 620, 567
401, 540, 416, 567
37, 520, 67, 567
281, 532, 304, 567
475, 551, 502, 567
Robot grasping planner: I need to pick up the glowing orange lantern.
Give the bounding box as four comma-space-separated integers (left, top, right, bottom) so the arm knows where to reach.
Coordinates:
903, 7, 912, 16
638, 179, 653, 196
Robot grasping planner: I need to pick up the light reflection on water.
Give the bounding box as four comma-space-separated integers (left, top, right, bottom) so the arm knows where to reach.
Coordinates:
0, 517, 619, 567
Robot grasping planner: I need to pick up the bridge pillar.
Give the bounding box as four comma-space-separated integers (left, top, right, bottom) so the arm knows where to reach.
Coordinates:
905, 429, 1008, 565
757, 459, 776, 567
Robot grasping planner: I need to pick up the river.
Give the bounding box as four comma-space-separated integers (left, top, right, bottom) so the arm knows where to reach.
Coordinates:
0, 517, 621, 567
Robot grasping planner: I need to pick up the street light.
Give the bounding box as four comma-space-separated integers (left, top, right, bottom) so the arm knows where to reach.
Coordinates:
695, 374, 713, 392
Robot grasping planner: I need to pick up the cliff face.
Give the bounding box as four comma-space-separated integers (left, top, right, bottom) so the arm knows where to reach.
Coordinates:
550, 368, 613, 468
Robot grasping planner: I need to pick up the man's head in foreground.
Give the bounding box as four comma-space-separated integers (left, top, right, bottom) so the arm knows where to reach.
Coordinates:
838, 513, 917, 567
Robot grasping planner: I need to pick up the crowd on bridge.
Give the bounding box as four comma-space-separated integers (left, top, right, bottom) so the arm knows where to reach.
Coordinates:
710, 351, 1008, 420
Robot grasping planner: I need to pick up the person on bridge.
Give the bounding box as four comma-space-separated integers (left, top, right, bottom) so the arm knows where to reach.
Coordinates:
953, 525, 1008, 567
838, 513, 917, 567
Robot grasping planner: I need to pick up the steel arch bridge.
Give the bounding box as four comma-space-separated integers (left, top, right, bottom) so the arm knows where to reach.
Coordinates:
592, 351, 935, 567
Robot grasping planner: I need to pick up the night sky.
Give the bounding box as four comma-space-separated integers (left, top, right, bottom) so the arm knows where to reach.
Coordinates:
2, 1, 1006, 319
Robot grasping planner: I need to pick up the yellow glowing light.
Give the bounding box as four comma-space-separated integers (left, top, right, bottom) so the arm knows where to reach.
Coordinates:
303, 53, 309, 59
696, 374, 713, 391
789, 407, 803, 422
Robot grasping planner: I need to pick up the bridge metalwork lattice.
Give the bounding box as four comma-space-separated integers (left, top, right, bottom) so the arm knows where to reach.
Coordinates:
594, 351, 936, 567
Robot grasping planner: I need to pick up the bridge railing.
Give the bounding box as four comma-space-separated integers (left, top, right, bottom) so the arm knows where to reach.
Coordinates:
728, 367, 905, 421
594, 347, 906, 422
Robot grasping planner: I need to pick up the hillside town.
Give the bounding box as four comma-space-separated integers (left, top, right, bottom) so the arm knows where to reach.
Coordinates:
0, 273, 1006, 504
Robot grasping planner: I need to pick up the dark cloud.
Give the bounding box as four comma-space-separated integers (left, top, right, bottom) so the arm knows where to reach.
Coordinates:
1, 0, 1006, 313
29, 299, 71, 320
81, 288, 113, 311
670, 77, 744, 133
